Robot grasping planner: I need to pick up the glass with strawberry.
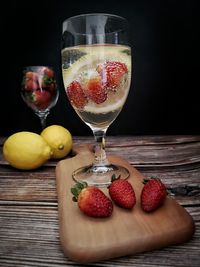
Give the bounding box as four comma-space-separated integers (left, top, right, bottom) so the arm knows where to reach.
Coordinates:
21, 66, 59, 128
62, 14, 132, 186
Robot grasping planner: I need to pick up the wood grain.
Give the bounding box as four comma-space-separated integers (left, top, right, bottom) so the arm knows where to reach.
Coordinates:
0, 135, 200, 266
56, 145, 195, 263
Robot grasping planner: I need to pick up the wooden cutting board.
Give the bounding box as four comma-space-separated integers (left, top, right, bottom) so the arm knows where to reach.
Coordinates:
56, 144, 195, 263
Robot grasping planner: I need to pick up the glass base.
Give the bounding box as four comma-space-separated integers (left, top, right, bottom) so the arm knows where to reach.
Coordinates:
72, 164, 130, 187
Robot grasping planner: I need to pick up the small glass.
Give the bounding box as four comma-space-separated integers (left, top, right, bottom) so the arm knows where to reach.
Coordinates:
21, 66, 59, 129
61, 13, 132, 186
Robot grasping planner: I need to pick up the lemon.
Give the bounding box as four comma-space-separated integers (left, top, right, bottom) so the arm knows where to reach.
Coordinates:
3, 132, 52, 170
62, 45, 131, 86
41, 125, 73, 159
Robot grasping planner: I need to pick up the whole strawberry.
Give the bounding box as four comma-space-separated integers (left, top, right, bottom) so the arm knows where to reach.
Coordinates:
141, 177, 167, 212
80, 70, 107, 104
108, 175, 136, 209
97, 61, 128, 90
71, 181, 113, 218
66, 80, 88, 109
85, 76, 107, 104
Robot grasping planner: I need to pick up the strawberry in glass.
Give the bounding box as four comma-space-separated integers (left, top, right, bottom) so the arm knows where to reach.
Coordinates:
62, 14, 132, 186
21, 66, 59, 129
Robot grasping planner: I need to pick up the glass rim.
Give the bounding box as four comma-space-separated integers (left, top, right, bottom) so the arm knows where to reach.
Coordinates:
62, 13, 129, 35
22, 65, 54, 70
62, 13, 128, 22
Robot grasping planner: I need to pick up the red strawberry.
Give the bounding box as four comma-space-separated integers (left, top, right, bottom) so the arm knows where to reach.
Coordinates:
85, 77, 107, 104
141, 177, 167, 212
23, 71, 39, 91
66, 80, 88, 109
97, 61, 128, 90
32, 90, 52, 110
71, 181, 113, 218
25, 71, 39, 81
48, 82, 57, 92
108, 175, 136, 209
39, 67, 54, 78
24, 79, 39, 91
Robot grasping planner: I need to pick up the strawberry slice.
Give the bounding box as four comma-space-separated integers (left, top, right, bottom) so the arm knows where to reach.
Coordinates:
85, 77, 107, 104
24, 79, 39, 91
23, 71, 39, 91
97, 61, 128, 90
25, 71, 39, 81
33, 90, 53, 110
66, 81, 88, 109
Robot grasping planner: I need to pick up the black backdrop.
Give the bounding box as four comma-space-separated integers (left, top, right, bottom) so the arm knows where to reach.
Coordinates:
0, 0, 199, 136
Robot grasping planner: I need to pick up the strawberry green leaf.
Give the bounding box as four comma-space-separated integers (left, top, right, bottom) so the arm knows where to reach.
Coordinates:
42, 75, 55, 85
72, 196, 78, 202
76, 181, 87, 190
142, 178, 149, 184
71, 181, 88, 201
111, 174, 121, 182
71, 187, 79, 201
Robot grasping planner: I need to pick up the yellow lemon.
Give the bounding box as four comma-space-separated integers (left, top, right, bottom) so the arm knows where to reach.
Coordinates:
41, 125, 73, 159
3, 131, 52, 170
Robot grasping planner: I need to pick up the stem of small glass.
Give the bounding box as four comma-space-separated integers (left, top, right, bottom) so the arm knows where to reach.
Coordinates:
92, 128, 110, 167
36, 110, 50, 129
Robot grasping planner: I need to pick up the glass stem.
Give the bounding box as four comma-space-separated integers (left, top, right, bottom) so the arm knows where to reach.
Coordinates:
93, 128, 109, 166
36, 111, 49, 129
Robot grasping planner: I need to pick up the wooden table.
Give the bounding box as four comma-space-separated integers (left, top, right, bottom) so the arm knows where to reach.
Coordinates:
0, 135, 199, 267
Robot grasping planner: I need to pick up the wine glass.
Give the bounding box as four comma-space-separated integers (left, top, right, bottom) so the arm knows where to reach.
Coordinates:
61, 13, 132, 186
21, 66, 59, 129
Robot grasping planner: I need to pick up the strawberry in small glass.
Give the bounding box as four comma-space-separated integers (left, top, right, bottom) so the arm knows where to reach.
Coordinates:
21, 66, 59, 129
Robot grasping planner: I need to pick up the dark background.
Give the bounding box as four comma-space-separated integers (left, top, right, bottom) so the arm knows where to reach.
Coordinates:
0, 0, 199, 136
